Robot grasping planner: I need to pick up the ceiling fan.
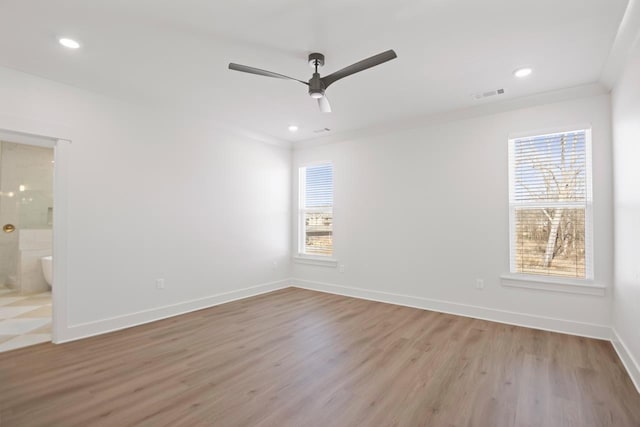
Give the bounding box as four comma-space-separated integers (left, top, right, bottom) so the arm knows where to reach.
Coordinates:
228, 50, 397, 113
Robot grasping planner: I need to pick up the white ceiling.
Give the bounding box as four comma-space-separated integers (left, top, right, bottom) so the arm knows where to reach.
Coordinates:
0, 0, 629, 143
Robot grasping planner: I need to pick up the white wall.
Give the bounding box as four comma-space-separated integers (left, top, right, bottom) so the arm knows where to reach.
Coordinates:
0, 66, 291, 340
0, 62, 621, 348
611, 38, 640, 387
292, 93, 614, 337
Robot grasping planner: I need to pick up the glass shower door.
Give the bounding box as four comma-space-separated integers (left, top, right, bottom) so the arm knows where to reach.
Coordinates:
0, 140, 54, 289
0, 140, 20, 288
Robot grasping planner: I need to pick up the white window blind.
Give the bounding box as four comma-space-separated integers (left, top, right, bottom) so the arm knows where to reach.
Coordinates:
299, 164, 333, 256
508, 129, 593, 279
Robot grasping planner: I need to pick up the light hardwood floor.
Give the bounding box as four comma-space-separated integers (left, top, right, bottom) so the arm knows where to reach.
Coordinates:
0, 288, 638, 426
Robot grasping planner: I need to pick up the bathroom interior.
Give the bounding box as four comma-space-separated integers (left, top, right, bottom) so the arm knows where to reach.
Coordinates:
0, 139, 54, 352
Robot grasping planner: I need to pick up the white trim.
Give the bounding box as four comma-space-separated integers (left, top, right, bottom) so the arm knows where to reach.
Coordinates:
0, 128, 58, 148
52, 139, 71, 343
294, 83, 608, 148
298, 166, 306, 254
584, 129, 594, 278
56, 280, 291, 343
512, 201, 589, 209
611, 328, 640, 394
500, 274, 606, 296
300, 207, 333, 214
291, 279, 611, 339
222, 125, 292, 149
0, 115, 73, 143
292, 255, 338, 267
507, 124, 592, 141
51, 279, 638, 395
297, 160, 336, 168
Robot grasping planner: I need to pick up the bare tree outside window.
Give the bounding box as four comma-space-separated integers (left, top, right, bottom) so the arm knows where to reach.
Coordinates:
509, 130, 591, 278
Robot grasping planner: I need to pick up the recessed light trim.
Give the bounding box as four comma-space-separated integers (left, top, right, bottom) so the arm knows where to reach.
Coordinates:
514, 67, 533, 78
288, 125, 299, 132
59, 38, 81, 49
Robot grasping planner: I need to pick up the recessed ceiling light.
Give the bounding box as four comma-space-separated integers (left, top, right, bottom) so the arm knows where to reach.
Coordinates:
514, 67, 533, 78
59, 38, 80, 49
288, 125, 299, 132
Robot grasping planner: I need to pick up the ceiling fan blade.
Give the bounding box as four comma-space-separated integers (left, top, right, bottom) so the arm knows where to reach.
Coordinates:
318, 96, 332, 113
321, 50, 397, 88
228, 63, 308, 85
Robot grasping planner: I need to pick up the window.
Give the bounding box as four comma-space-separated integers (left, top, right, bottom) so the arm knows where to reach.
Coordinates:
508, 129, 592, 279
298, 163, 333, 257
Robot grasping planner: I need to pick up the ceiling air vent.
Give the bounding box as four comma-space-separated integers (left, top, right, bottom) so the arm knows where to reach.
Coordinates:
472, 88, 505, 100
313, 127, 331, 134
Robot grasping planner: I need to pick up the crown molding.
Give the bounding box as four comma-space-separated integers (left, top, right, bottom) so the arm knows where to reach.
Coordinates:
601, 0, 640, 89
293, 82, 609, 150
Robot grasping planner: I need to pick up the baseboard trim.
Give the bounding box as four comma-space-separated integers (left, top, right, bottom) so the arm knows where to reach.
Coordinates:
291, 278, 611, 340
611, 328, 640, 394
55, 279, 290, 344
52, 276, 638, 394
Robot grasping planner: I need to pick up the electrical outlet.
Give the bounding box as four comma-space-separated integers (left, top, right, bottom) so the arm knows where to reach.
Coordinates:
156, 278, 165, 290
272, 260, 278, 270
475, 279, 484, 290
339, 264, 345, 273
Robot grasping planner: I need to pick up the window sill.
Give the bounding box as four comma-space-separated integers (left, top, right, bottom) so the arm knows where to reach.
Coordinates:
293, 255, 338, 268
500, 274, 606, 296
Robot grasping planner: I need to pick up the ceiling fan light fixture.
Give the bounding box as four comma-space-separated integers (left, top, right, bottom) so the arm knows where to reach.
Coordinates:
228, 49, 397, 112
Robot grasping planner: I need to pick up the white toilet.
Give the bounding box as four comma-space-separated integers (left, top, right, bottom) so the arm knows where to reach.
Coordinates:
41, 256, 53, 288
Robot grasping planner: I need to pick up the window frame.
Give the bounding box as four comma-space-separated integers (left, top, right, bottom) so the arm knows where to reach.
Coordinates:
507, 128, 594, 281
297, 162, 335, 261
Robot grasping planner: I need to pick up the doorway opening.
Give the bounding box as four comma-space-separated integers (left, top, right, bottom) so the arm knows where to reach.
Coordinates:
0, 131, 58, 352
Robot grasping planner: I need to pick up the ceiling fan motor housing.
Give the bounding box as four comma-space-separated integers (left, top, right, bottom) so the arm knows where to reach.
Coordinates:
308, 53, 325, 68
308, 73, 325, 98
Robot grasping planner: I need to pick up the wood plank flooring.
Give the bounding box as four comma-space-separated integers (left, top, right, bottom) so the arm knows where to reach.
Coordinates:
0, 288, 638, 426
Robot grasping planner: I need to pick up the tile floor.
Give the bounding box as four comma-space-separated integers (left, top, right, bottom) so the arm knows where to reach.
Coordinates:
0, 286, 51, 352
